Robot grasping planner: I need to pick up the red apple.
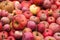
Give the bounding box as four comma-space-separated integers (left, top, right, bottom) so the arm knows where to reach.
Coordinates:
37, 23, 45, 33
37, 10, 47, 21
23, 28, 32, 33
3, 24, 10, 31
27, 21, 36, 30
55, 0, 60, 6
22, 32, 34, 40
44, 36, 56, 40
1, 17, 10, 24
12, 14, 27, 30
0, 22, 2, 31
43, 29, 53, 37
33, 31, 44, 40
30, 16, 40, 23
56, 17, 60, 25
23, 11, 33, 19
54, 32, 60, 40
7, 36, 15, 40
52, 9, 60, 18
40, 21, 49, 28
47, 16, 55, 23
49, 23, 60, 33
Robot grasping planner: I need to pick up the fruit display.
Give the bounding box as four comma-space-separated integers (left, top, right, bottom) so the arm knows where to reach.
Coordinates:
0, 0, 60, 40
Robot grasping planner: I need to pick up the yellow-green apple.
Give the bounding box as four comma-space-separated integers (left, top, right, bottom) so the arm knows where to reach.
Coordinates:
29, 4, 40, 15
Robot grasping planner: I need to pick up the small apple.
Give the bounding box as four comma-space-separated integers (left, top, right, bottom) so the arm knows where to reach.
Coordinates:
44, 36, 56, 40
49, 23, 60, 33
37, 10, 47, 21
43, 29, 53, 37
7, 36, 15, 40
56, 17, 60, 25
27, 21, 36, 30
29, 4, 40, 15
37, 23, 45, 33
47, 16, 55, 24
3, 24, 10, 31
23, 11, 33, 19
40, 21, 49, 28
33, 31, 44, 40
1, 17, 10, 24
54, 32, 60, 40
12, 14, 27, 30
23, 28, 32, 33
30, 16, 40, 23
22, 32, 34, 40
55, 0, 60, 6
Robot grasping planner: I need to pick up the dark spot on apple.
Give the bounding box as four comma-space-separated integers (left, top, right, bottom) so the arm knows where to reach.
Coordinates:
46, 30, 48, 32
10, 38, 12, 40
58, 34, 60, 36
15, 21, 19, 24
49, 39, 52, 40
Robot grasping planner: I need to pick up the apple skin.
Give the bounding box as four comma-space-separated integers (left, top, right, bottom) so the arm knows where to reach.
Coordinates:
51, 4, 57, 11
27, 21, 36, 30
49, 23, 60, 33
1, 17, 10, 24
12, 14, 27, 30
40, 21, 49, 28
0, 31, 8, 40
52, 9, 60, 18
33, 31, 44, 40
22, 32, 34, 40
30, 16, 40, 24
31, 0, 43, 4
37, 23, 45, 33
3, 24, 10, 32
54, 32, 60, 40
43, 29, 53, 37
23, 11, 33, 19
56, 17, 60, 25
44, 36, 56, 40
47, 16, 55, 24
37, 10, 47, 21
7, 36, 15, 40
0, 22, 2, 31
29, 4, 40, 15
23, 28, 32, 33
55, 0, 60, 6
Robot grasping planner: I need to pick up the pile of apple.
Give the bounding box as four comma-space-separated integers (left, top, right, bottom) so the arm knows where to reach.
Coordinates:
0, 0, 60, 40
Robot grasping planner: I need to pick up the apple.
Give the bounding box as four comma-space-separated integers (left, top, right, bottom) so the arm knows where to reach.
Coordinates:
23, 11, 33, 19
37, 10, 47, 21
7, 36, 15, 40
14, 31, 23, 39
52, 9, 60, 18
37, 23, 45, 33
1, 10, 9, 17
0, 1, 14, 13
49, 23, 60, 33
43, 29, 53, 37
1, 17, 10, 24
22, 32, 34, 40
29, 4, 40, 15
40, 21, 49, 28
27, 21, 36, 30
3, 24, 10, 31
12, 14, 27, 30
30, 16, 40, 23
51, 4, 57, 11
44, 36, 56, 40
55, 0, 60, 6
56, 17, 60, 25
33, 31, 44, 40
23, 28, 32, 33
0, 31, 8, 40
54, 32, 60, 40
47, 16, 55, 23
43, 0, 52, 8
